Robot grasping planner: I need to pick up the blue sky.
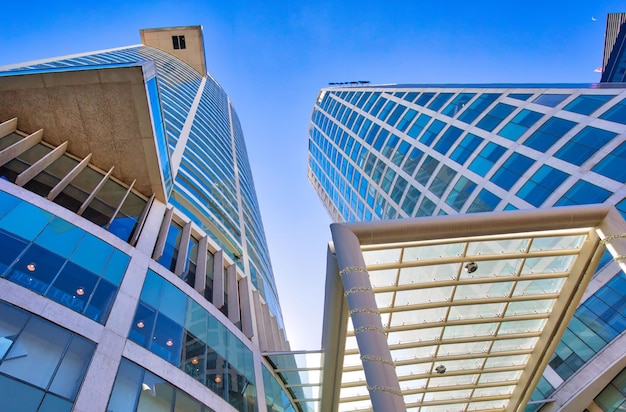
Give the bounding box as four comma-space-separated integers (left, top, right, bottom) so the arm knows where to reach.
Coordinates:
1, 0, 622, 349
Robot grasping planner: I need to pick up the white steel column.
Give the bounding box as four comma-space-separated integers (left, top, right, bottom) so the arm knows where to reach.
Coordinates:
330, 223, 406, 412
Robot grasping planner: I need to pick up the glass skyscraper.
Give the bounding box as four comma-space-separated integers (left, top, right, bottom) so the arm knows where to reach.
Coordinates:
0, 26, 299, 412
307, 30, 626, 411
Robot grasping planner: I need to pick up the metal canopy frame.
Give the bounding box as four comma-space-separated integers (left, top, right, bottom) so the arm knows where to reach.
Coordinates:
321, 205, 626, 412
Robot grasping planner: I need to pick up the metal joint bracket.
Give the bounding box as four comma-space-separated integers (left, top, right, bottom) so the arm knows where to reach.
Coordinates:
367, 386, 403, 397
600, 233, 626, 245
361, 355, 395, 366
339, 266, 368, 276
349, 308, 380, 315
344, 287, 372, 296
355, 325, 385, 334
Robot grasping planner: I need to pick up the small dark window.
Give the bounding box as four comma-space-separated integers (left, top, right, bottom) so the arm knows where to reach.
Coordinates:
172, 35, 186, 50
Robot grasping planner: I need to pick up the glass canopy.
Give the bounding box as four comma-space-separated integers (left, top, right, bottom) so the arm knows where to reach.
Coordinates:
323, 205, 626, 412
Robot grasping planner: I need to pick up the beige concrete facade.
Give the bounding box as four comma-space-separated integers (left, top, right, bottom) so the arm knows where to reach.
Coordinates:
0, 66, 166, 200
140, 26, 207, 76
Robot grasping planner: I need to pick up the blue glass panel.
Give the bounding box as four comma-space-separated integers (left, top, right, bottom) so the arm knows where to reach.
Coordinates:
475, 103, 515, 132
46, 261, 98, 314
70, 233, 113, 275
402, 148, 424, 176
369, 97, 387, 117
102, 250, 130, 286
416, 156, 439, 185
406, 113, 431, 139
592, 141, 626, 183
491, 153, 534, 190
140, 270, 164, 308
523, 117, 577, 152
0, 190, 19, 219
458, 93, 500, 124
85, 278, 118, 323
159, 281, 187, 326
427, 93, 454, 111
433, 126, 463, 155
429, 165, 456, 197
34, 218, 84, 258
150, 313, 183, 366
420, 119, 445, 146
563, 94, 614, 115
5, 244, 65, 294
401, 186, 421, 215
468, 142, 506, 176
0, 201, 53, 241
516, 165, 569, 207
450, 133, 483, 165
599, 97, 626, 125
467, 189, 500, 213
555, 180, 612, 206
498, 109, 543, 141
533, 93, 568, 107
387, 104, 406, 125
554, 126, 617, 166
396, 109, 417, 132
392, 141, 410, 166
0, 230, 27, 277
441, 93, 476, 117
403, 92, 420, 102
446, 177, 477, 211
415, 92, 435, 106
508, 93, 533, 101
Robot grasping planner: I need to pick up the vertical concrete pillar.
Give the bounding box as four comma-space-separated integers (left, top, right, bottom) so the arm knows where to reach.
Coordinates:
213, 250, 224, 308
330, 223, 406, 412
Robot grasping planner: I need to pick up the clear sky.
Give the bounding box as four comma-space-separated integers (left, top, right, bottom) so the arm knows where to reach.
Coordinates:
0, 0, 622, 349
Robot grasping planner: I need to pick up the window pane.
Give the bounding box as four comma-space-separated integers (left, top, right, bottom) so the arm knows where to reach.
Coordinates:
0, 374, 45, 412
554, 126, 617, 166
533, 94, 568, 107
108, 360, 142, 411
46, 261, 98, 314
0, 230, 28, 277
0, 317, 70, 388
563, 94, 614, 115
48, 336, 96, 399
34, 217, 84, 258
0, 201, 53, 241
5, 244, 65, 295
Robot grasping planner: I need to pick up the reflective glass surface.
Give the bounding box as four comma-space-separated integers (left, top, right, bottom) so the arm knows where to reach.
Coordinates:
130, 270, 257, 411
108, 359, 216, 412
0, 190, 129, 323
0, 301, 95, 410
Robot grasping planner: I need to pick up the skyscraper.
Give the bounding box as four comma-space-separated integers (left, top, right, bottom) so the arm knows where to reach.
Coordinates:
601, 12, 626, 83
307, 56, 626, 412
0, 26, 299, 412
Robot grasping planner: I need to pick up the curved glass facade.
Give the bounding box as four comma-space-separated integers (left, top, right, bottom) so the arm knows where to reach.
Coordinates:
308, 84, 626, 410
4, 44, 281, 324
0, 26, 295, 412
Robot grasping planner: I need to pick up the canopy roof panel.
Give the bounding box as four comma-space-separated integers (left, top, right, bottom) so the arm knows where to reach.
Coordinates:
322, 205, 626, 412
